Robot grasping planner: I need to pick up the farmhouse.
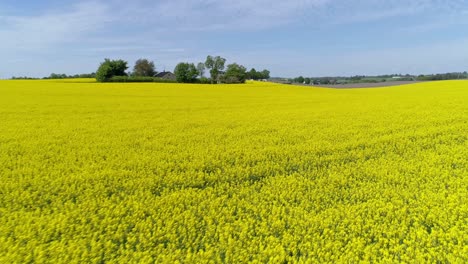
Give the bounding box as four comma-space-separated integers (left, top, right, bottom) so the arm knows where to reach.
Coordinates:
155, 71, 176, 80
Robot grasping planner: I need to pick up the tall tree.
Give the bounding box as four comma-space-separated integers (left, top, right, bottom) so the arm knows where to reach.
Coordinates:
174, 63, 199, 83
96, 59, 128, 82
197, 62, 206, 78
133, 59, 156, 77
205, 55, 226, 84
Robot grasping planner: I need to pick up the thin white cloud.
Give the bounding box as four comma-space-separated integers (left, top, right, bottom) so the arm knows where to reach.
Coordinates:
118, 0, 331, 31
114, 0, 468, 31
399, 9, 468, 33
2, 0, 466, 50
0, 1, 110, 51
2, 0, 468, 78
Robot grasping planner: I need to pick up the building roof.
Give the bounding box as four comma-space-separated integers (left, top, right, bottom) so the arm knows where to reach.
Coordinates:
155, 71, 174, 78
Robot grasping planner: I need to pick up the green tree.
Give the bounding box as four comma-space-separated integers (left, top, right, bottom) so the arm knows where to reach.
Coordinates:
223, 63, 247, 83
48, 73, 67, 79
248, 68, 258, 80
295, 76, 305, 83
133, 59, 156, 77
304, 77, 311, 84
205, 56, 226, 84
197, 62, 206, 78
174, 63, 199, 83
260, 69, 270, 80
96, 59, 128, 82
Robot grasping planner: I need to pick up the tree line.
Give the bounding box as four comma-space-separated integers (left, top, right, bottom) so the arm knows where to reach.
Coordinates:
288, 72, 468, 85
416, 72, 468, 81
11, 73, 96, 80
44, 73, 96, 79
95, 56, 270, 84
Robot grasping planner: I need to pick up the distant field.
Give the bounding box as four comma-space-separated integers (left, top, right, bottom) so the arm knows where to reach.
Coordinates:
1, 80, 467, 262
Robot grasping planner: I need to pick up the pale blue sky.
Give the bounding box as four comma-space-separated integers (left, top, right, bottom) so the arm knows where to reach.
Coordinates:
1, 0, 468, 78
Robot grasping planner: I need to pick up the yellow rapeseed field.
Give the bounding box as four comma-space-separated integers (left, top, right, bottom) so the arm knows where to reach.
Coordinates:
0, 79, 467, 262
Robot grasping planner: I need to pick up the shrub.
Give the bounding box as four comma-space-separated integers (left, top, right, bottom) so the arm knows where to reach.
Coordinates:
96, 59, 128, 82
197, 77, 212, 84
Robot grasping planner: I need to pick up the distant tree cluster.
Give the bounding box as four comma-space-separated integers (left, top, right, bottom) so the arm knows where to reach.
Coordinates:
94, 58, 176, 83
174, 55, 251, 84
9, 63, 468, 85
286, 72, 468, 85
246, 68, 270, 80
11, 76, 40, 80
94, 56, 270, 84
12, 73, 96, 80
416, 72, 468, 81
43, 73, 96, 79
